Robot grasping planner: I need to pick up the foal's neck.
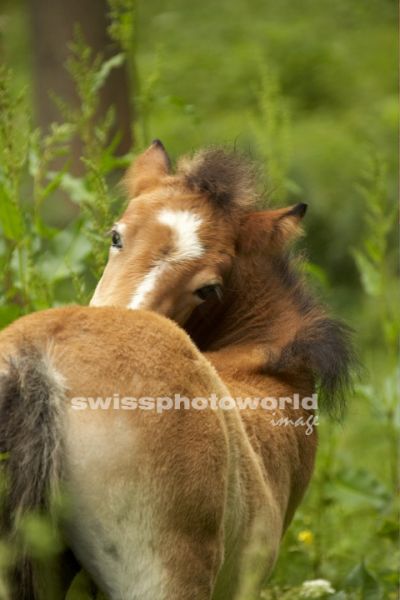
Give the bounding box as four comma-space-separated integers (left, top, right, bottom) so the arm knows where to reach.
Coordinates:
187, 252, 315, 386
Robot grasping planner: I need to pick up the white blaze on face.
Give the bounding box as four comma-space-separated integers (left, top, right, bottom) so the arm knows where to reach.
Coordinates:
128, 263, 168, 310
157, 209, 204, 261
128, 210, 204, 310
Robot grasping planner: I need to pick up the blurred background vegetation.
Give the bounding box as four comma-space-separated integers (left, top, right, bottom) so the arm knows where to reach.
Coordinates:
0, 0, 398, 598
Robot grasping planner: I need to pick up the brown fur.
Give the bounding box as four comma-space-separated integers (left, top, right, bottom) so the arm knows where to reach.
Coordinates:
0, 144, 355, 599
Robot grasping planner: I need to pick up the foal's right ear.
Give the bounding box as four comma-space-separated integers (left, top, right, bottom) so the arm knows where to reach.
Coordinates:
124, 140, 171, 197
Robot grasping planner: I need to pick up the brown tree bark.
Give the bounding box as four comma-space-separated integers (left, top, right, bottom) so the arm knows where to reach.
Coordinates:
28, 0, 132, 169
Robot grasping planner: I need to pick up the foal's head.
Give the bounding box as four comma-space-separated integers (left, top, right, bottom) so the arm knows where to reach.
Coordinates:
91, 141, 259, 324
91, 142, 308, 330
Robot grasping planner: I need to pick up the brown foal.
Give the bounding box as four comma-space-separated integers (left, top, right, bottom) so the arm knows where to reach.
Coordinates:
0, 143, 353, 600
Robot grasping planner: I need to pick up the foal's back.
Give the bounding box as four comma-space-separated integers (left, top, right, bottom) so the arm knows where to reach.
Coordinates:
0, 306, 277, 600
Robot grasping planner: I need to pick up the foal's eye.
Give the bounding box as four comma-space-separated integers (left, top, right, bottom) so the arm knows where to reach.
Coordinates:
111, 230, 123, 249
195, 284, 223, 302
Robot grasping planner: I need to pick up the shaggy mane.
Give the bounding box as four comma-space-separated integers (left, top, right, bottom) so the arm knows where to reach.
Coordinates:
179, 148, 357, 417
266, 317, 356, 418
264, 254, 357, 417
188, 249, 357, 418
177, 148, 258, 211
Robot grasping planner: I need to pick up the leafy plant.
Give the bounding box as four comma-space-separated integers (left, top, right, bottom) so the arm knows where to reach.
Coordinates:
0, 0, 397, 597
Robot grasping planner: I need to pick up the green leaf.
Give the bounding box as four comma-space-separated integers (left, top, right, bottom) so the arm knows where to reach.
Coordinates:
345, 563, 383, 600
0, 305, 21, 328
352, 249, 382, 297
377, 518, 399, 542
41, 165, 70, 202
36, 229, 91, 281
94, 53, 125, 92
335, 467, 391, 509
65, 570, 96, 600
301, 261, 330, 289
19, 513, 64, 559
0, 183, 24, 241
60, 174, 93, 205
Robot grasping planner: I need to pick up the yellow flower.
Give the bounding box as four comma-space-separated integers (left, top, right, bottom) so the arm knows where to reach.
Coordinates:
298, 530, 314, 545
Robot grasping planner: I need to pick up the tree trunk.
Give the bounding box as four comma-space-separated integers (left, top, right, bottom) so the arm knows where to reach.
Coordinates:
28, 0, 132, 169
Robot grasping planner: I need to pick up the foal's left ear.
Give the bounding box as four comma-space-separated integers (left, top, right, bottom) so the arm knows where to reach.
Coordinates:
240, 203, 308, 252
124, 139, 171, 197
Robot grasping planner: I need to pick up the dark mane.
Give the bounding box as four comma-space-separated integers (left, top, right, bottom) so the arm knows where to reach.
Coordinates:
180, 148, 357, 417
177, 148, 258, 211
269, 254, 357, 416
265, 316, 356, 418
188, 247, 357, 418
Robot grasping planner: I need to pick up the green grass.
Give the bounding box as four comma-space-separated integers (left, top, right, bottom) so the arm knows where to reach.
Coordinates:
0, 0, 398, 598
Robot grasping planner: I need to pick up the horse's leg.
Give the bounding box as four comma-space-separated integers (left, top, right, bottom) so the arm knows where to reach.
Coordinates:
211, 409, 284, 600
63, 406, 227, 600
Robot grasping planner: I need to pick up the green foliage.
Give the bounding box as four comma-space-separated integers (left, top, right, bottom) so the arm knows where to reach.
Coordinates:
59, 28, 130, 275
353, 159, 395, 296
261, 149, 398, 600
251, 68, 293, 204
0, 65, 53, 316
0, 0, 398, 598
66, 571, 106, 600
0, 23, 134, 328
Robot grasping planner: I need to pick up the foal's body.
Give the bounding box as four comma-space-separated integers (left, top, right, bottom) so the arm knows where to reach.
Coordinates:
1, 306, 287, 599
0, 144, 352, 599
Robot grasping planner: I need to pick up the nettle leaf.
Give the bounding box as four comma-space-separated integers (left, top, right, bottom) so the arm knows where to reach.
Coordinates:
333, 467, 391, 509
345, 563, 383, 600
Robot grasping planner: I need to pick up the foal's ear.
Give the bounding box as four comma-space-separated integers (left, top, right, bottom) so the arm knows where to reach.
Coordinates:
124, 140, 171, 197
268, 203, 308, 243
240, 203, 308, 252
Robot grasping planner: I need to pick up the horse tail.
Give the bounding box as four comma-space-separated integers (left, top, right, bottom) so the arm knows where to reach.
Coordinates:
0, 345, 66, 599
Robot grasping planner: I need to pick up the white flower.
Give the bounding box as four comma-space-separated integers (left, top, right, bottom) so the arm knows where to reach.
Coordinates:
299, 578, 336, 598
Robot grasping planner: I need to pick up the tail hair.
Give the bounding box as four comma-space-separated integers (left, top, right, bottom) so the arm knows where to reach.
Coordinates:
0, 345, 66, 599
